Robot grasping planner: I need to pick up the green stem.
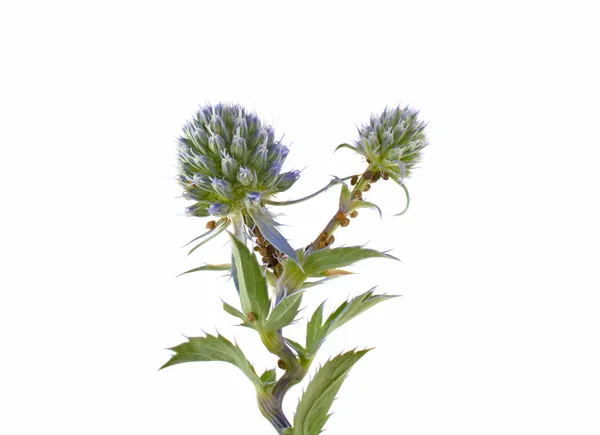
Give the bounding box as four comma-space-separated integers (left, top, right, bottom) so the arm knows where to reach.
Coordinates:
230, 212, 247, 246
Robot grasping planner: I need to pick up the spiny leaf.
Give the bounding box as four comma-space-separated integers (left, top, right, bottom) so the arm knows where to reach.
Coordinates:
265, 291, 304, 331
305, 289, 397, 357
229, 233, 270, 324
260, 368, 277, 386
306, 302, 325, 352
351, 199, 382, 218
285, 338, 306, 359
188, 220, 230, 255
182, 217, 228, 247
247, 207, 301, 268
333, 143, 357, 153
302, 246, 398, 277
323, 288, 398, 336
160, 333, 260, 387
263, 176, 350, 207
338, 182, 352, 211
177, 263, 231, 277
293, 349, 370, 435
389, 174, 411, 216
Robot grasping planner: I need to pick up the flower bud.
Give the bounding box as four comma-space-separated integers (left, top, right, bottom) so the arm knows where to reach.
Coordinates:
195, 155, 219, 174
276, 170, 300, 192
192, 173, 212, 190
244, 192, 262, 207
237, 166, 255, 186
230, 135, 247, 161
207, 201, 230, 217
221, 152, 238, 180
211, 177, 233, 199
248, 144, 268, 170
208, 134, 226, 155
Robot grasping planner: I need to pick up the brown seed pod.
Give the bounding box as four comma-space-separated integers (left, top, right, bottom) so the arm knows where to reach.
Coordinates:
267, 258, 279, 268
257, 235, 265, 244
334, 211, 346, 222
253, 226, 261, 236
266, 245, 276, 255
206, 220, 217, 230
318, 232, 328, 241
352, 191, 363, 200
327, 235, 335, 245
340, 218, 350, 227
372, 172, 381, 182
382, 172, 389, 180
366, 158, 372, 163
259, 247, 268, 257
317, 241, 327, 250
363, 170, 374, 180
262, 256, 271, 263
350, 211, 358, 218
277, 359, 287, 370
253, 246, 260, 252
363, 183, 371, 192
350, 175, 358, 185
246, 312, 256, 323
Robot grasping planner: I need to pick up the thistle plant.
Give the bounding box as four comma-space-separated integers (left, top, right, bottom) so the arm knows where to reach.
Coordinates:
162, 103, 428, 434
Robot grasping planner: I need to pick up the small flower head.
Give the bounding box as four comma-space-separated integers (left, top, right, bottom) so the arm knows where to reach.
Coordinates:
354, 105, 428, 179
177, 103, 300, 218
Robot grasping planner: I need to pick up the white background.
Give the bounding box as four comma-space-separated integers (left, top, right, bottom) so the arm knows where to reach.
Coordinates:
1, 1, 599, 434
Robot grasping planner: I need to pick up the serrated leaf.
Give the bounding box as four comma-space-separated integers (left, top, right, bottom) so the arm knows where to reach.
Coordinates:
160, 333, 260, 387
265, 291, 304, 331
247, 207, 301, 268
302, 246, 398, 277
222, 300, 257, 329
229, 233, 270, 324
306, 289, 397, 356
306, 302, 325, 352
293, 349, 370, 435
323, 288, 397, 335
177, 263, 231, 277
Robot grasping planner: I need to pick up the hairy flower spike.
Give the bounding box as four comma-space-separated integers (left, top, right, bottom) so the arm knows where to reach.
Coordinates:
177, 103, 300, 218
353, 105, 428, 179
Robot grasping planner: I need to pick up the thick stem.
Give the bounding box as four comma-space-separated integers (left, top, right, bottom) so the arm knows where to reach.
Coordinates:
257, 390, 291, 433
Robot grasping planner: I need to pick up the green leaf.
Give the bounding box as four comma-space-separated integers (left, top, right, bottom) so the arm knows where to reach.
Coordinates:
293, 349, 370, 435
177, 263, 231, 277
188, 219, 231, 255
306, 289, 397, 357
160, 333, 260, 387
323, 288, 397, 336
283, 429, 294, 435
247, 207, 302, 268
351, 199, 382, 218
265, 291, 304, 331
229, 233, 270, 324
338, 182, 352, 210
284, 338, 306, 359
302, 246, 398, 276
389, 174, 411, 216
260, 368, 277, 385
306, 302, 325, 352
333, 143, 357, 153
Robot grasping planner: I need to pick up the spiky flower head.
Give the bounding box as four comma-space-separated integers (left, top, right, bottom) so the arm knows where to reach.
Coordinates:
177, 103, 300, 217
353, 105, 428, 179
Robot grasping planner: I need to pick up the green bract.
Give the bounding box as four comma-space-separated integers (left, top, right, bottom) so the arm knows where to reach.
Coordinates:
177, 103, 300, 218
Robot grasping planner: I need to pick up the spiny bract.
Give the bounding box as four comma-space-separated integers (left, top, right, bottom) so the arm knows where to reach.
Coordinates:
177, 103, 300, 217
354, 105, 428, 179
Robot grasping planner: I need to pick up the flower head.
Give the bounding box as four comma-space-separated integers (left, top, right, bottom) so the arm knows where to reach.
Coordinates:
177, 103, 300, 218
354, 105, 428, 179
